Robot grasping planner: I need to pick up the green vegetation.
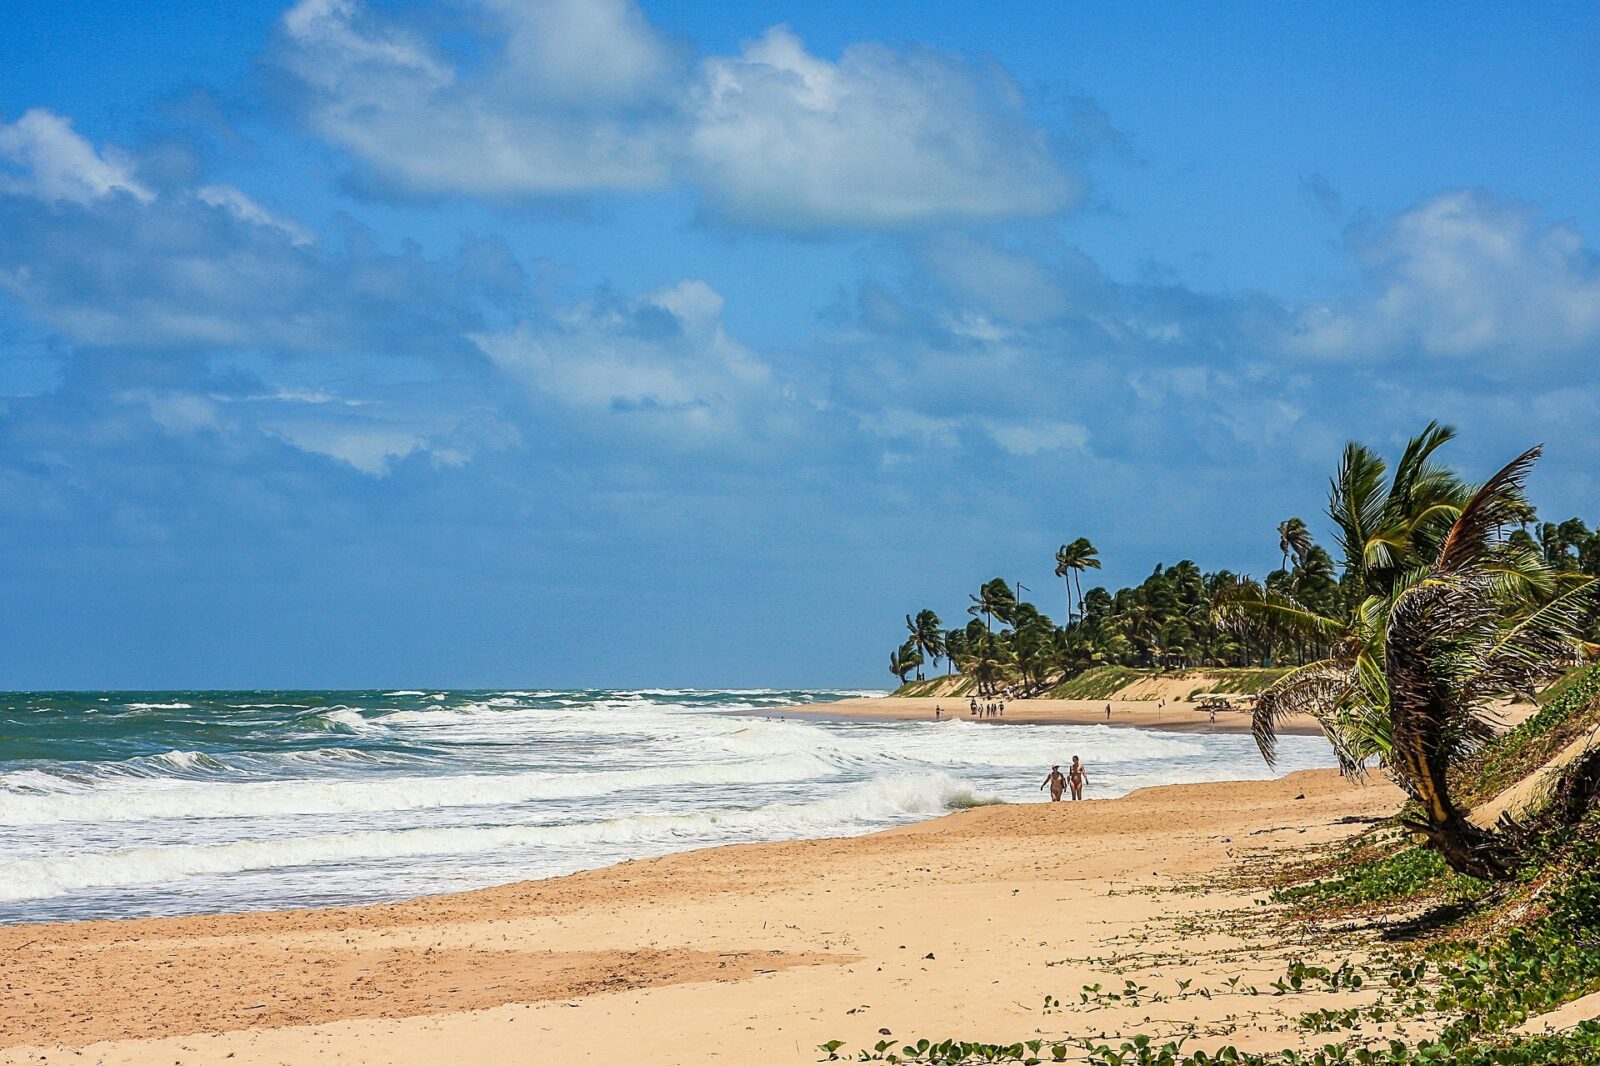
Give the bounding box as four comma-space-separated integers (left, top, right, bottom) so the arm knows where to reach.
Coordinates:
1047, 666, 1151, 700
1534, 665, 1594, 706
1273, 836, 1487, 911
823, 814, 1600, 1065
892, 425, 1600, 724
860, 422, 1600, 1063
1187, 668, 1294, 696
1456, 663, 1600, 809
1219, 425, 1598, 879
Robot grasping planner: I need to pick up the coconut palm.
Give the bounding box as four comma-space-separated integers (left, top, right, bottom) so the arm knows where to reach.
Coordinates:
1012, 621, 1056, 694
1539, 518, 1592, 571
1055, 538, 1101, 623
889, 642, 923, 685
968, 578, 1016, 633
1242, 443, 1595, 879
963, 630, 1015, 697
942, 628, 967, 676
905, 610, 944, 680
1278, 517, 1313, 573
1223, 423, 1481, 737
1328, 421, 1471, 602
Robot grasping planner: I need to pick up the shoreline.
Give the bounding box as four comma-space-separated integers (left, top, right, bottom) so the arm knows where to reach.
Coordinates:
0, 767, 1396, 1064
776, 695, 1328, 736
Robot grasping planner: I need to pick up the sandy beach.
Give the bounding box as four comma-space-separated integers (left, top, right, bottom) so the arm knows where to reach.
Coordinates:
785, 696, 1328, 736
0, 768, 1401, 1065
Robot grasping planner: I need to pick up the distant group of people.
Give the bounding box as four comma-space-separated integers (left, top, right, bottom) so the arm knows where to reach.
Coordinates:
1041, 757, 1088, 801
970, 697, 1004, 719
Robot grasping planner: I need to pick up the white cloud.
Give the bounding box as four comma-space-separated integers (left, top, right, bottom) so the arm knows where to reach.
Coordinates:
118, 389, 221, 434
984, 419, 1088, 456
273, 2, 1073, 229
916, 235, 1078, 325
688, 27, 1072, 230
474, 279, 778, 441
484, 0, 681, 106
1285, 190, 1600, 362
0, 109, 152, 204
196, 184, 315, 246
277, 0, 679, 197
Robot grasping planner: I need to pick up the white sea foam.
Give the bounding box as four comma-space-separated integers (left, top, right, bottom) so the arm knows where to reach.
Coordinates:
0, 752, 837, 826
147, 750, 225, 773
301, 707, 376, 733
0, 688, 1336, 919
123, 702, 193, 710
0, 774, 982, 903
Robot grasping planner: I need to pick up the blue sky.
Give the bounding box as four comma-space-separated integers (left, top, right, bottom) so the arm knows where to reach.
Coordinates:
2, 1, 1598, 689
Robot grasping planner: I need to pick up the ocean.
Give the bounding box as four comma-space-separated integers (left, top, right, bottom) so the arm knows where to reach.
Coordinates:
0, 689, 1336, 924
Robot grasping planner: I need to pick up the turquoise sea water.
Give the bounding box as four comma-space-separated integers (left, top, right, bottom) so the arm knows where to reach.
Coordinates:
0, 689, 1335, 924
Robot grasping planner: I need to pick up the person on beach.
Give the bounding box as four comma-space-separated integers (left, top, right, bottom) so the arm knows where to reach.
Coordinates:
935, 704, 942, 721
1105, 703, 1112, 720
999, 700, 1005, 717
1067, 756, 1087, 800
970, 697, 978, 716
1041, 765, 1066, 802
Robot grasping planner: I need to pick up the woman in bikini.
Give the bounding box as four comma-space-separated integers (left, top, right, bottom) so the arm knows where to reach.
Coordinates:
1067, 756, 1088, 800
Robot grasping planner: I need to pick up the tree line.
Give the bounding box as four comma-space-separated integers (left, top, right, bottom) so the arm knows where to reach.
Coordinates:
891, 424, 1600, 699
893, 422, 1600, 881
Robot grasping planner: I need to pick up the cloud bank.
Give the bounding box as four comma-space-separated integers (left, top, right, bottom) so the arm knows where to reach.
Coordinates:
273, 0, 1075, 230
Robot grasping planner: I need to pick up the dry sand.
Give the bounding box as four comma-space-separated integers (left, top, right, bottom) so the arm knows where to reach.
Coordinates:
0, 769, 1403, 1065
787, 696, 1326, 736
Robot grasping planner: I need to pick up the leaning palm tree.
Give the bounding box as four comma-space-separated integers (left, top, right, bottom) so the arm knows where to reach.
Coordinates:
968, 578, 1016, 632
889, 643, 923, 686
1054, 544, 1076, 623
1244, 444, 1595, 880
905, 610, 944, 680
1223, 423, 1482, 767
1055, 538, 1101, 623
1277, 517, 1313, 574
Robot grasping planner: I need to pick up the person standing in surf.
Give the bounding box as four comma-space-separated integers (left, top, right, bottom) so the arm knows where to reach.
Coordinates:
1067, 756, 1088, 800
1040, 765, 1066, 802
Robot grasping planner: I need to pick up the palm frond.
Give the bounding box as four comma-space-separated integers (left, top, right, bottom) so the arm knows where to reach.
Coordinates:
1475, 578, 1600, 700
1214, 584, 1346, 643
1251, 660, 1352, 766
1434, 445, 1542, 575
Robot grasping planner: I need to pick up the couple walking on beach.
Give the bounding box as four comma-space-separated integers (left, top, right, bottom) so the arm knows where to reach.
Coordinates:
1041, 757, 1087, 802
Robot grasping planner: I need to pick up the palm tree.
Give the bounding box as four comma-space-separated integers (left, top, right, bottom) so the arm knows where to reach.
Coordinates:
1278, 517, 1313, 574
889, 642, 923, 685
1328, 420, 1470, 602
965, 630, 1014, 696
905, 610, 944, 680
1539, 518, 1592, 571
1054, 545, 1075, 624
968, 578, 1015, 632
1055, 538, 1101, 623
1385, 448, 1594, 877
1237, 439, 1595, 879
1012, 621, 1056, 694
943, 628, 967, 676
